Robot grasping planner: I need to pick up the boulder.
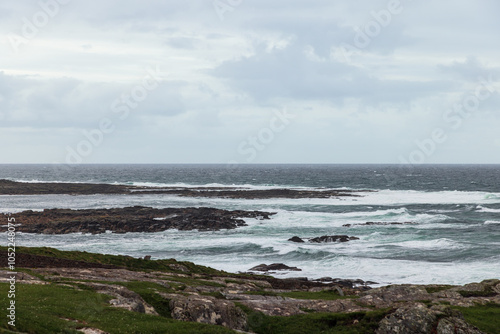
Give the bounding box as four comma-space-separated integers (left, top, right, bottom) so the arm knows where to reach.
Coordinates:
377, 303, 486, 334
167, 294, 248, 331
288, 236, 305, 243
376, 303, 438, 334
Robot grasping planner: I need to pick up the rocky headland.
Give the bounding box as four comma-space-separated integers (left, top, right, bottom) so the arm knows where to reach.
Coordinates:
1, 246, 498, 334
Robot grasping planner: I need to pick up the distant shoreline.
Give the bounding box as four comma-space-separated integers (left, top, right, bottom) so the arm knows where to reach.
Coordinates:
0, 179, 371, 198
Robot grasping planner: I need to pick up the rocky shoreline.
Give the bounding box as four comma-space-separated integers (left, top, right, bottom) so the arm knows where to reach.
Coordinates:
4, 206, 276, 234
1, 246, 498, 333
0, 179, 371, 199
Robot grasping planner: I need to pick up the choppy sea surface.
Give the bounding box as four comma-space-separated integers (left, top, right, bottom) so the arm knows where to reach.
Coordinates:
1, 164, 499, 285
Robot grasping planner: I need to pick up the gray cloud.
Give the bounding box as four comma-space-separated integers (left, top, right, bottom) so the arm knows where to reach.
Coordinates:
1, 0, 499, 163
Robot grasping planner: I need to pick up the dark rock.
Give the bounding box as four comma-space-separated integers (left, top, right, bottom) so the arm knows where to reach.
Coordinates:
309, 235, 359, 243
4, 206, 276, 234
0, 179, 374, 199
143, 255, 151, 261
343, 222, 416, 227
313, 277, 334, 282
285, 277, 308, 282
249, 263, 302, 272
288, 236, 305, 243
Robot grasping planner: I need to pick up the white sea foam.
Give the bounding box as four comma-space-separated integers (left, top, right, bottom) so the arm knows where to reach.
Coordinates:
476, 205, 500, 213
484, 220, 500, 225
391, 238, 462, 250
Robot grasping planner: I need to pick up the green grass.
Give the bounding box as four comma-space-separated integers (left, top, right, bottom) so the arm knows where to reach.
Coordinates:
2, 246, 223, 276
114, 281, 176, 318
235, 303, 389, 334
454, 303, 500, 334
279, 290, 357, 301
0, 283, 236, 334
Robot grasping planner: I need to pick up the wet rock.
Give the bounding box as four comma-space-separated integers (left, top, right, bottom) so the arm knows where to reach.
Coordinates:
0, 179, 373, 199
288, 236, 305, 243
6, 206, 276, 234
249, 263, 302, 272
309, 235, 359, 243
313, 277, 334, 282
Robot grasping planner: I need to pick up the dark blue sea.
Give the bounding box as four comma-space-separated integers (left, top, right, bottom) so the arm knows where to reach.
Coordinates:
1, 164, 499, 285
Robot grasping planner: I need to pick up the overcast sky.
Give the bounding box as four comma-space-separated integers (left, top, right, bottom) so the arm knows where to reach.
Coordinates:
1, 0, 500, 164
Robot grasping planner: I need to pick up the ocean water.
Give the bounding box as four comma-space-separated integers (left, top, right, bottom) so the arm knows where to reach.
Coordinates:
1, 164, 500, 286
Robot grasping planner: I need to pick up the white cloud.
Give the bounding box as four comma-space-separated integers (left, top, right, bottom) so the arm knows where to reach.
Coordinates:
0, 0, 499, 163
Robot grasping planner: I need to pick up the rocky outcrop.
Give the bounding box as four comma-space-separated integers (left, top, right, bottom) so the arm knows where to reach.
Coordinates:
83, 283, 158, 315
312, 277, 378, 288
5, 206, 275, 234
288, 236, 305, 242
163, 293, 248, 331
309, 235, 360, 243
0, 179, 129, 195
0, 179, 371, 199
237, 295, 370, 317
5, 245, 499, 334
376, 303, 485, 334
249, 263, 302, 272
358, 285, 432, 308
288, 235, 360, 243
156, 188, 368, 199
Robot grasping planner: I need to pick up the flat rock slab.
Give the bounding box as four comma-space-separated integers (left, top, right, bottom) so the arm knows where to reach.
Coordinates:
3, 206, 275, 234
